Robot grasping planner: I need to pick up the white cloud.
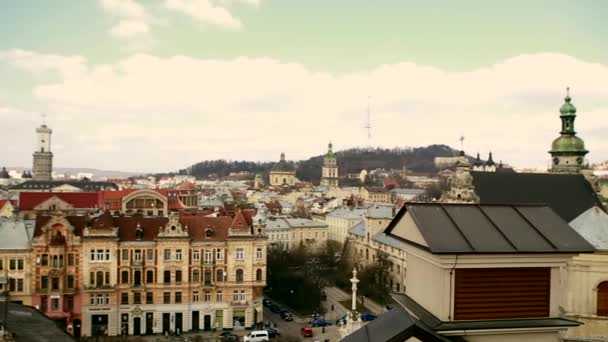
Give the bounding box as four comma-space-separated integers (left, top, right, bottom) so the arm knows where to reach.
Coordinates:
2, 50, 608, 172
109, 19, 150, 37
98, 0, 151, 39
164, 0, 246, 30
0, 49, 87, 79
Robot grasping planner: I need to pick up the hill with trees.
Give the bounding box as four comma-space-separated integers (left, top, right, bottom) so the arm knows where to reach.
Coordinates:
178, 144, 463, 182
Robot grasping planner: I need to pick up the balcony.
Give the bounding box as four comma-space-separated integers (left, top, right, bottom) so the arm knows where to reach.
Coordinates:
84, 284, 116, 291
231, 300, 248, 306
203, 282, 215, 289
131, 260, 143, 267
63, 287, 78, 294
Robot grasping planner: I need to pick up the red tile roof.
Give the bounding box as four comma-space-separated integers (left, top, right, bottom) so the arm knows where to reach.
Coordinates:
180, 216, 232, 241
174, 182, 195, 191
0, 199, 16, 208
230, 210, 250, 230
34, 215, 87, 237
20, 192, 100, 210
115, 215, 167, 241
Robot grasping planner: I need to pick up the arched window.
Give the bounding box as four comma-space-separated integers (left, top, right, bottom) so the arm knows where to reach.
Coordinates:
192, 270, 200, 282
598, 281, 608, 316
236, 269, 244, 283
204, 270, 212, 285
256, 268, 262, 282
164, 270, 171, 283
134, 270, 141, 286
216, 269, 224, 282
121, 270, 129, 284
96, 271, 104, 287
175, 270, 182, 283
146, 270, 154, 283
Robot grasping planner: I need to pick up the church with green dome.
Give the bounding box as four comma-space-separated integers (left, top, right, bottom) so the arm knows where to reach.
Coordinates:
320, 142, 339, 187
549, 88, 589, 173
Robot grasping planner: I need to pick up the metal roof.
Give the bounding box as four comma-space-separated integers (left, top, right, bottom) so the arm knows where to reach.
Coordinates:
569, 206, 608, 251
387, 203, 595, 254
341, 309, 452, 342
0, 303, 75, 342
471, 171, 601, 222
0, 219, 34, 249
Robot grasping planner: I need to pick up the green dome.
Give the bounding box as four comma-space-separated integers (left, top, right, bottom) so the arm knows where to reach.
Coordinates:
551, 135, 587, 153
560, 96, 576, 116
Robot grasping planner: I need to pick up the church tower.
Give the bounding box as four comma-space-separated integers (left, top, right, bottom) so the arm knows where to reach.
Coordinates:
549, 88, 588, 173
320, 142, 339, 187
32, 123, 53, 181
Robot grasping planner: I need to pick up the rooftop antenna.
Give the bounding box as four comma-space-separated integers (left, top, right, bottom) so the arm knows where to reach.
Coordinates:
41, 113, 47, 125
364, 96, 372, 146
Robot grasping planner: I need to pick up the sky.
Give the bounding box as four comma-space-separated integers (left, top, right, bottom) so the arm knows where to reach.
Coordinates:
1, 0, 607, 173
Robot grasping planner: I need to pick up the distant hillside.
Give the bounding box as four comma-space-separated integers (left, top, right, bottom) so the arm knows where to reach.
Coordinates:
180, 145, 463, 182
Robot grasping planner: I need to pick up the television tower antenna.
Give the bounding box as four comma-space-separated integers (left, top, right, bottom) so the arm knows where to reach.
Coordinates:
364, 96, 372, 146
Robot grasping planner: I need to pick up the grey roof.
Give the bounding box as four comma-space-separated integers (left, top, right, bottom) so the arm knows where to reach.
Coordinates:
471, 171, 602, 222
349, 220, 367, 237
11, 180, 118, 191
389, 188, 426, 196
284, 218, 326, 228
342, 309, 452, 342
0, 219, 34, 249
327, 207, 366, 219
266, 217, 327, 231
0, 302, 75, 342
366, 206, 394, 219
386, 203, 595, 254
570, 206, 608, 251
371, 232, 408, 249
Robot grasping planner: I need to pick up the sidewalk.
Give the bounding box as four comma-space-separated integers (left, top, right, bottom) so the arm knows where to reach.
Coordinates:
326, 287, 384, 315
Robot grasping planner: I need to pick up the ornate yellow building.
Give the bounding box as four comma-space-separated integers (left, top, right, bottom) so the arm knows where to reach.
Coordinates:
269, 153, 298, 187
31, 210, 265, 338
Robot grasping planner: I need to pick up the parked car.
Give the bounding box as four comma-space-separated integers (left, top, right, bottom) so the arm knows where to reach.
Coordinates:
310, 319, 333, 327
263, 298, 272, 307
244, 330, 270, 342
269, 304, 282, 313
301, 326, 314, 337
222, 333, 240, 342
266, 327, 281, 338
222, 333, 239, 342
335, 314, 347, 325
360, 312, 378, 321
280, 311, 293, 321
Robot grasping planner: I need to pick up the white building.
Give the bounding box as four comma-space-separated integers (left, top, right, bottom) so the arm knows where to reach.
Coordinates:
562, 206, 608, 341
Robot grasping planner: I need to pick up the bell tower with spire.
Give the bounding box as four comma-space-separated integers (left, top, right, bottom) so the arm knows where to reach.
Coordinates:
320, 142, 339, 187
549, 88, 589, 173
32, 116, 53, 181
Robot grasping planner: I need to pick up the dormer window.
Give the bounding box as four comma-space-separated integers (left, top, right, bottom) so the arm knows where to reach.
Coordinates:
205, 229, 214, 237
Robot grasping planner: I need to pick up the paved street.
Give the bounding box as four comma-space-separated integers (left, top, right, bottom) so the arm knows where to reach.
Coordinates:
262, 305, 341, 342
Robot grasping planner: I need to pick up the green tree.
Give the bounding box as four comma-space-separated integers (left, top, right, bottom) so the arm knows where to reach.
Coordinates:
358, 252, 392, 304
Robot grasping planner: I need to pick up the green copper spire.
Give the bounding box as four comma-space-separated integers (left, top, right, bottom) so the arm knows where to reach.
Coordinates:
325, 141, 336, 158
549, 87, 588, 173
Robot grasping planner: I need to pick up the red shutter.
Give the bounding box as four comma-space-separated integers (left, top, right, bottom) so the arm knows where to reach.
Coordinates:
454, 268, 550, 320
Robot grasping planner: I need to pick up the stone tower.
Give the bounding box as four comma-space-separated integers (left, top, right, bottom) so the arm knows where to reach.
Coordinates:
549, 88, 589, 173
320, 142, 339, 187
441, 151, 479, 203
32, 123, 53, 181
253, 173, 264, 190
